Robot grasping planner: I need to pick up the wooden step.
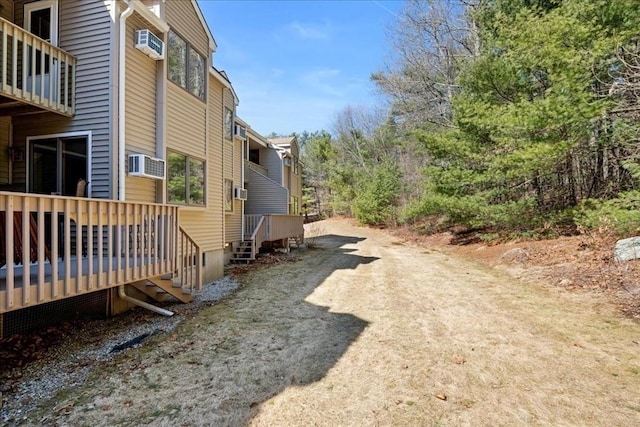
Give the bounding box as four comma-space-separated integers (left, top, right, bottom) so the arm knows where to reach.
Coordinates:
131, 275, 193, 304
231, 240, 255, 263
130, 281, 174, 302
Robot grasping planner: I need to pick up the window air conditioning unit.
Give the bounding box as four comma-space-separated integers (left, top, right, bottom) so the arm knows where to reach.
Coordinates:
135, 29, 164, 60
234, 125, 247, 140
234, 186, 248, 201
283, 157, 292, 166
128, 154, 166, 179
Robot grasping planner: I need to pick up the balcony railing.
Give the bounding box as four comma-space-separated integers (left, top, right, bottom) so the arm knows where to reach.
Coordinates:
0, 192, 198, 314
0, 18, 76, 116
245, 160, 268, 177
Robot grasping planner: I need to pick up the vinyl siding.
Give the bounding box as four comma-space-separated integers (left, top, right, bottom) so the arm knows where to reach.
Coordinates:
224, 134, 241, 242
222, 88, 241, 243
290, 141, 302, 202
125, 15, 159, 203
234, 138, 243, 185
204, 75, 224, 250
0, 0, 13, 20
12, 0, 114, 198
291, 167, 302, 201
245, 168, 288, 215
178, 75, 226, 253
165, 80, 210, 245
164, 0, 209, 59
166, 84, 206, 159
0, 117, 10, 184
263, 149, 283, 185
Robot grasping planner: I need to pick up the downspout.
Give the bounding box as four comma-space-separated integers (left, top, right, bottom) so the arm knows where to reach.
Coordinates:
221, 87, 226, 247
118, 285, 174, 316
118, 1, 134, 201
241, 137, 245, 240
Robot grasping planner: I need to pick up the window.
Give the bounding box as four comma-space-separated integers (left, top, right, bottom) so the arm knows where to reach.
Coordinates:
188, 48, 205, 99
167, 151, 205, 206
224, 179, 233, 212
29, 134, 88, 196
293, 156, 299, 175
167, 30, 206, 100
224, 107, 233, 141
25, 1, 58, 87
290, 196, 299, 215
25, 0, 58, 45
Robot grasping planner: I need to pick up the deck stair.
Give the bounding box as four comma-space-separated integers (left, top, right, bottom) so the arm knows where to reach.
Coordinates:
288, 235, 304, 249
130, 274, 193, 304
128, 226, 201, 305
231, 240, 255, 263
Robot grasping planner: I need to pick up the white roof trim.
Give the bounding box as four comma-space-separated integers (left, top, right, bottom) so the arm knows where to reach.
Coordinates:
192, 0, 218, 52
209, 68, 239, 105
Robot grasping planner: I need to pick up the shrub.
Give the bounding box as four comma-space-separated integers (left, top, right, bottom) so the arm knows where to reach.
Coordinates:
574, 191, 640, 236
353, 164, 402, 226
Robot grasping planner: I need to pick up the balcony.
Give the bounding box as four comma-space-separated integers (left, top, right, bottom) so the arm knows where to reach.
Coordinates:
245, 159, 268, 178
0, 18, 76, 117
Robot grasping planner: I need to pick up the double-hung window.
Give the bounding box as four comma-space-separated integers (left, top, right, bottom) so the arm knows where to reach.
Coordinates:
167, 150, 205, 206
168, 30, 206, 100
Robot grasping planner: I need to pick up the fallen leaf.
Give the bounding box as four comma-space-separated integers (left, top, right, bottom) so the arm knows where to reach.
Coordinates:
435, 393, 447, 401
453, 356, 466, 365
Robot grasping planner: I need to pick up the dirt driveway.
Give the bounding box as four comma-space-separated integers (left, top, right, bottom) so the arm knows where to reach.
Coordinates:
19, 219, 640, 425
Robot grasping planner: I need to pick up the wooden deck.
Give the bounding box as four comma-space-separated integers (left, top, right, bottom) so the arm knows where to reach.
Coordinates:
233, 214, 304, 262
0, 192, 201, 314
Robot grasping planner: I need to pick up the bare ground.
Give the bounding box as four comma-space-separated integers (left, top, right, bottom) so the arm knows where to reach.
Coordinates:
7, 218, 640, 425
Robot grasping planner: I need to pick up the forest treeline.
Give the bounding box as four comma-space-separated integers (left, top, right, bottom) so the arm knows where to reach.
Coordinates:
298, 0, 640, 238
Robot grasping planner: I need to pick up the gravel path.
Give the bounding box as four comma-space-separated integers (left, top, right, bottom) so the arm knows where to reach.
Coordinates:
0, 277, 239, 425
2, 218, 640, 426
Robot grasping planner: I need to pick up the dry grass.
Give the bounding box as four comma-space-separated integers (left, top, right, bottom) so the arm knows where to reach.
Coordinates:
17, 219, 640, 426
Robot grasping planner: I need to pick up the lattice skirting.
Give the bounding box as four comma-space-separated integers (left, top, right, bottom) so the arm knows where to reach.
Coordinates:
1, 290, 109, 338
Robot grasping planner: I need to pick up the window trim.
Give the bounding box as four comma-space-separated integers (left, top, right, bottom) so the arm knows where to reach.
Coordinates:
26, 131, 92, 196
290, 195, 299, 215
167, 150, 206, 207
25, 0, 58, 46
167, 29, 206, 101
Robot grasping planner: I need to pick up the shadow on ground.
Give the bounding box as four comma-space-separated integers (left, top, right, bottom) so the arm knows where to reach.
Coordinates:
7, 229, 379, 426
184, 231, 377, 425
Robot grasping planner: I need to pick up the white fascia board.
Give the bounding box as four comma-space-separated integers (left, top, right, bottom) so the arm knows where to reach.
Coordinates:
192, 0, 217, 52
210, 68, 240, 105
127, 0, 169, 33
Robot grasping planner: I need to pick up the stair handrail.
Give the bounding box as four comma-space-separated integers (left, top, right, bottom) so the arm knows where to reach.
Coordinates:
178, 226, 202, 293
249, 216, 266, 259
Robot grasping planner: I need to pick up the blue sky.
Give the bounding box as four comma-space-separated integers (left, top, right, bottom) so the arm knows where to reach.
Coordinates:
198, 0, 403, 136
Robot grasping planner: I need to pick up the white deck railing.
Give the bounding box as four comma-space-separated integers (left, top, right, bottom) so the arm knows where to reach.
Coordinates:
177, 226, 201, 296
0, 193, 185, 314
0, 18, 76, 116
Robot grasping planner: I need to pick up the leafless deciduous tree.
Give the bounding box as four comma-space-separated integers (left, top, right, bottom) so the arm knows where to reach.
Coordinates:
372, 0, 484, 129
331, 105, 398, 168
